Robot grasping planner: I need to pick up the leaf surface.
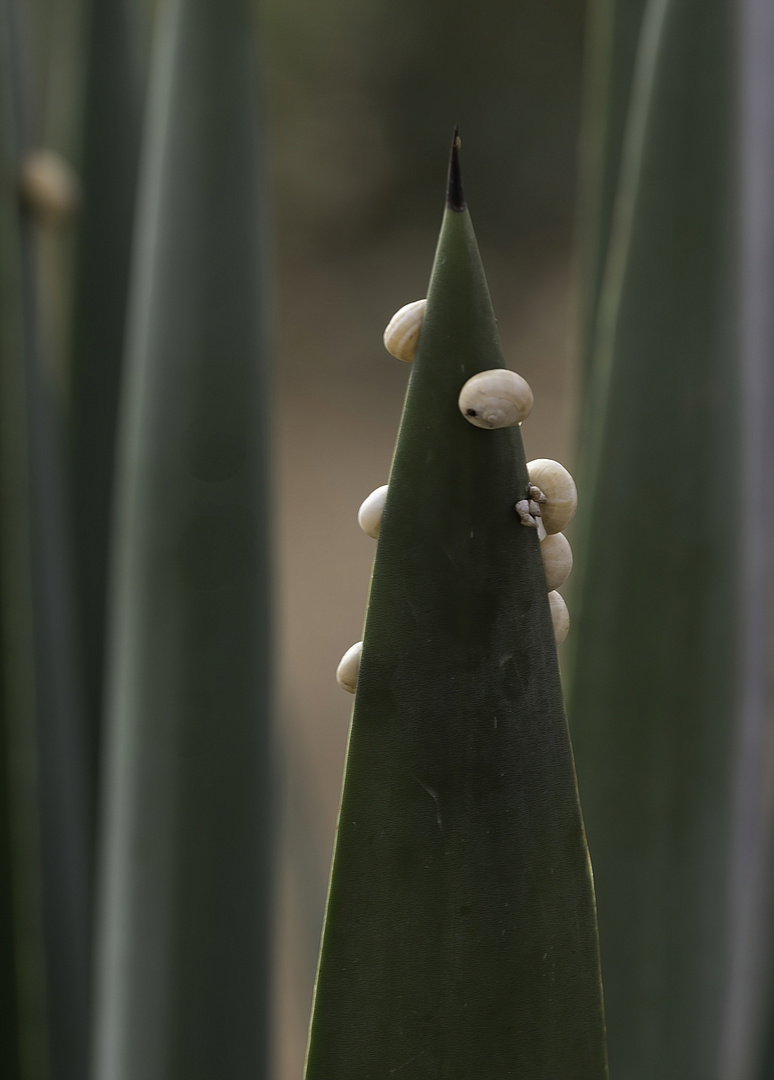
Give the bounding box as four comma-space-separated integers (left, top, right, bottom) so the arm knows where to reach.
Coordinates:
305, 145, 607, 1080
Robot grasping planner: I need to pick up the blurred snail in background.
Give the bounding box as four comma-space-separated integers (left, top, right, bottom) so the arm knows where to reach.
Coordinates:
548, 591, 570, 645
358, 485, 388, 539
19, 149, 81, 225
336, 641, 363, 694
458, 369, 534, 429
383, 299, 427, 361
526, 459, 577, 534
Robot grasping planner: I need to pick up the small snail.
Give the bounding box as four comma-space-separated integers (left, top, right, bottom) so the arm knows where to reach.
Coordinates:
358, 485, 388, 539
526, 459, 577, 534
540, 532, 573, 592
548, 591, 570, 645
458, 369, 534, 429
336, 641, 363, 693
383, 299, 427, 361
19, 149, 81, 225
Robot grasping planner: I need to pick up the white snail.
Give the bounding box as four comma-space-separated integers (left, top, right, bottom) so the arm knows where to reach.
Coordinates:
383, 299, 427, 361
358, 485, 388, 539
527, 459, 577, 535
540, 532, 573, 592
458, 369, 534, 429
336, 641, 363, 693
19, 149, 80, 225
548, 591, 570, 645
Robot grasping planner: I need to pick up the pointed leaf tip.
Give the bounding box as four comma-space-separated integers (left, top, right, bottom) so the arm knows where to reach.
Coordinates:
446, 127, 466, 212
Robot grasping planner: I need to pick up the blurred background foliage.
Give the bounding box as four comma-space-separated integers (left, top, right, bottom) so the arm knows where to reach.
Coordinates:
12, 0, 593, 1077
262, 0, 585, 254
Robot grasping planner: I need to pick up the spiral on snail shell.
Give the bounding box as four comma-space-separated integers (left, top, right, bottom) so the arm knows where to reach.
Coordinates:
458, 369, 534, 429
383, 300, 427, 362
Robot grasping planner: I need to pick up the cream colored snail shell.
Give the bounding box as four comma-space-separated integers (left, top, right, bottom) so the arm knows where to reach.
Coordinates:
19, 149, 81, 224
540, 532, 573, 592
548, 591, 570, 645
383, 299, 426, 362
458, 369, 534, 429
527, 459, 577, 534
336, 641, 363, 693
358, 485, 388, 539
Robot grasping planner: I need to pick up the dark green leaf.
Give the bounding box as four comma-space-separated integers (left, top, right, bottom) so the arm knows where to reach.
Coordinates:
567, 0, 743, 1075
94, 0, 273, 1075
306, 144, 607, 1080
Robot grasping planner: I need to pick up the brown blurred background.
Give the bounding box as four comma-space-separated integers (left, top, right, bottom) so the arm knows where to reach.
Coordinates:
263, 1, 589, 1075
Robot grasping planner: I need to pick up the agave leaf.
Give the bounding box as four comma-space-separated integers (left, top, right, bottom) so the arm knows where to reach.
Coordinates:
567, 0, 746, 1076
576, 0, 648, 391
93, 0, 272, 1076
305, 140, 607, 1080
729, 0, 774, 1075
68, 0, 146, 838
0, 5, 47, 1074
1, 1, 91, 1078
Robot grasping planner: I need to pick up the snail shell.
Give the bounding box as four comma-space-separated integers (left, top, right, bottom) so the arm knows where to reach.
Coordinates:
548, 591, 570, 645
336, 641, 363, 693
540, 532, 573, 592
19, 149, 80, 224
358, 485, 388, 539
383, 299, 427, 361
527, 459, 577, 534
458, 369, 534, 429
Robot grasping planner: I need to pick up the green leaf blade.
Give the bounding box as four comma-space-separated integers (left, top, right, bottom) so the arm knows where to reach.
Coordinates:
306, 169, 607, 1080
68, 0, 146, 820
94, 0, 272, 1076
568, 0, 743, 1075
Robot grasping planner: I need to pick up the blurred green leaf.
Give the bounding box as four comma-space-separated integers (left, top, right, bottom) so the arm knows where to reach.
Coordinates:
68, 0, 146, 843
93, 0, 272, 1075
568, 0, 743, 1076
1, 2, 91, 1078
576, 0, 647, 389
0, 4, 48, 1073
